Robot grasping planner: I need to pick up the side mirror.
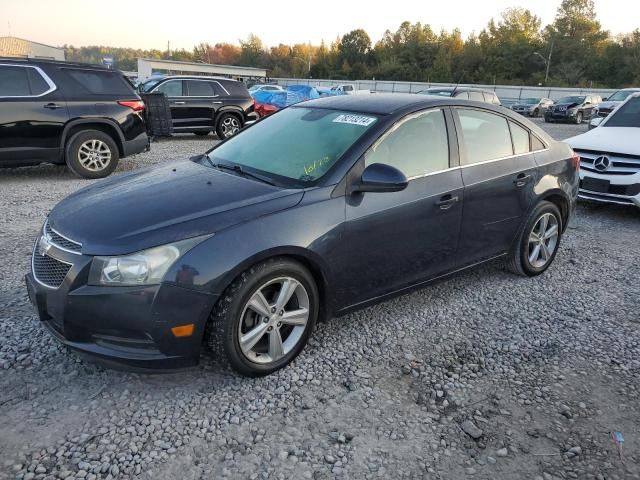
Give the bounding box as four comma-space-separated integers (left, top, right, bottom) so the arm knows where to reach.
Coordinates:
353, 163, 408, 193
602, 97, 608, 101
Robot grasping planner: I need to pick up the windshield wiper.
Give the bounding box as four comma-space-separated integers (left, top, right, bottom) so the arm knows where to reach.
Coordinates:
211, 160, 276, 186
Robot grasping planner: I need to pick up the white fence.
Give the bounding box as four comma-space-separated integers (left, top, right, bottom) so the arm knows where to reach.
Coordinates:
274, 78, 617, 106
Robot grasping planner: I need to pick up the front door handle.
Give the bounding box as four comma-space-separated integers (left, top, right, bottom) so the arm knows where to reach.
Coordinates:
435, 194, 459, 210
211, 101, 223, 105
514, 173, 532, 187
44, 103, 63, 110
173, 101, 186, 105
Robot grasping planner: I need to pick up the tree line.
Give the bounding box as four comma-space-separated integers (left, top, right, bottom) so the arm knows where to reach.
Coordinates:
65, 0, 640, 88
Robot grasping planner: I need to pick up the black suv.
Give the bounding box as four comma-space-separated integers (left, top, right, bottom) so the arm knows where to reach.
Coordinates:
544, 95, 601, 124
139, 76, 257, 138
417, 87, 502, 105
0, 58, 149, 178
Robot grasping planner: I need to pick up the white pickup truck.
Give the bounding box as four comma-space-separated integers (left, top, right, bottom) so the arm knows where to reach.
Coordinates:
331, 84, 371, 95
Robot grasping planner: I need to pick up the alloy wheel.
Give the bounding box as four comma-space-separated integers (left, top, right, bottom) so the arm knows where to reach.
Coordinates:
238, 277, 310, 364
78, 140, 112, 172
527, 213, 559, 268
221, 117, 240, 138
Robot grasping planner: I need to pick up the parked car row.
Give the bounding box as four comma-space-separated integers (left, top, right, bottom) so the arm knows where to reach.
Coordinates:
417, 87, 501, 105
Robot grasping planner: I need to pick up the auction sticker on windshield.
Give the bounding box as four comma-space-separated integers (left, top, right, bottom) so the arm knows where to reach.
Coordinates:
333, 114, 377, 126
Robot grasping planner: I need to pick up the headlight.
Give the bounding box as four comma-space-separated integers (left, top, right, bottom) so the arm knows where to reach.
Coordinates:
568, 107, 578, 114
88, 236, 210, 286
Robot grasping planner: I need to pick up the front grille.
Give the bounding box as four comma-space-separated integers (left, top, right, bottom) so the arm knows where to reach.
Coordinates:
45, 221, 82, 253
576, 149, 640, 176
597, 108, 612, 117
33, 253, 72, 288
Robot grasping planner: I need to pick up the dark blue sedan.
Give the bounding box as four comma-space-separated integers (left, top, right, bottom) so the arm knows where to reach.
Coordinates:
26, 94, 579, 376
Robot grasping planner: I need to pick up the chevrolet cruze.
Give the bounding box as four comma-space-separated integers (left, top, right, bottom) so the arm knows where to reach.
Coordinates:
26, 94, 579, 376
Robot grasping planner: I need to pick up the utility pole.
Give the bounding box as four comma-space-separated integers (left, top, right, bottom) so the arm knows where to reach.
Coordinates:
545, 38, 554, 85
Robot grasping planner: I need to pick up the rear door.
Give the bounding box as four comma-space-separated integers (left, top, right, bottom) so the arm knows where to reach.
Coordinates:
342, 108, 464, 305
453, 108, 538, 264
0, 64, 68, 163
183, 80, 224, 130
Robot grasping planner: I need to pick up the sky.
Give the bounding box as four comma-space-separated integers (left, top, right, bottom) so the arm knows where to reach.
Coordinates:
1, 0, 639, 50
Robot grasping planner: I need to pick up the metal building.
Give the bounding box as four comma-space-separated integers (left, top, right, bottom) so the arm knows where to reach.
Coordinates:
137, 58, 267, 82
0, 36, 65, 61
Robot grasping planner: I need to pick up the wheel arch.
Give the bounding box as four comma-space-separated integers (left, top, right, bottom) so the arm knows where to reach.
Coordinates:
215, 107, 244, 125
212, 246, 333, 323
61, 119, 125, 158
539, 190, 571, 232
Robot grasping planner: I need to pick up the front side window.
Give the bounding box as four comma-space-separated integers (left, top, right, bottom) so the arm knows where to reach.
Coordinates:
207, 107, 378, 185
456, 109, 513, 165
604, 97, 640, 128
365, 109, 449, 178
156, 80, 183, 97
0, 65, 30, 96
509, 121, 531, 155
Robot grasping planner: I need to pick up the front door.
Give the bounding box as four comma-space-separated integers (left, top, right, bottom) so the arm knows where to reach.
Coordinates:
340, 108, 464, 306
453, 108, 538, 264
0, 64, 68, 163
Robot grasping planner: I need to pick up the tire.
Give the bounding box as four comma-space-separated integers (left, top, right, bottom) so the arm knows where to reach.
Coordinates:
194, 131, 210, 136
65, 130, 119, 179
215, 113, 242, 139
206, 258, 319, 376
507, 201, 563, 277
575, 112, 583, 124
544, 117, 552, 123
533, 108, 539, 117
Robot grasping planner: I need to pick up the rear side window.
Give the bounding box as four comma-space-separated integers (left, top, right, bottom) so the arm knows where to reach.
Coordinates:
531, 135, 546, 151
187, 80, 216, 96
456, 109, 513, 165
469, 91, 484, 102
63, 68, 133, 95
27, 68, 50, 95
0, 65, 30, 96
156, 80, 184, 96
365, 109, 449, 177
509, 121, 530, 155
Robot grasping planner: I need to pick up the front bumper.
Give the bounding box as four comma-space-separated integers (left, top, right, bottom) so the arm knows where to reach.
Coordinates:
545, 111, 578, 122
25, 249, 217, 369
577, 172, 640, 208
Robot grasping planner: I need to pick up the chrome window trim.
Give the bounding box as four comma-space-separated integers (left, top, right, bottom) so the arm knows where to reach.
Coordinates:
151, 78, 230, 97
0, 64, 57, 98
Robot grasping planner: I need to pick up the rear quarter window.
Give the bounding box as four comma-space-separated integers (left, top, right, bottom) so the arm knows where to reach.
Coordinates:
62, 68, 134, 95
221, 81, 250, 97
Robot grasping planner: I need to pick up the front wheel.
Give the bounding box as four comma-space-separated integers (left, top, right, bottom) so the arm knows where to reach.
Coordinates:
532, 108, 539, 117
575, 112, 583, 124
215, 113, 242, 139
207, 258, 319, 376
507, 201, 563, 277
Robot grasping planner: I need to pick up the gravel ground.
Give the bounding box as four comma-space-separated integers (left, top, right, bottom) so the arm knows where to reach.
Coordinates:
2, 120, 640, 480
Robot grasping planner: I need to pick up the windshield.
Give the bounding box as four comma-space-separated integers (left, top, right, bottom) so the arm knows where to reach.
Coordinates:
140, 78, 163, 92
522, 98, 540, 104
607, 90, 637, 102
604, 97, 640, 128
422, 89, 452, 97
557, 96, 585, 104
206, 107, 379, 185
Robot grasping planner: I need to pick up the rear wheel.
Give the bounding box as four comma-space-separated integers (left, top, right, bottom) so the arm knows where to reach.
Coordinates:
507, 201, 563, 277
206, 258, 318, 376
65, 130, 119, 179
215, 113, 242, 139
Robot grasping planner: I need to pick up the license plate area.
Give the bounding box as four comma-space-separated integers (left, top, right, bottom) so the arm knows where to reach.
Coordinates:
582, 177, 610, 193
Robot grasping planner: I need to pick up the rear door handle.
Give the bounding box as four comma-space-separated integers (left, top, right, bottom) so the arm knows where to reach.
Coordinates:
211, 101, 223, 104
435, 194, 459, 210
173, 101, 186, 105
44, 103, 63, 110
514, 173, 532, 187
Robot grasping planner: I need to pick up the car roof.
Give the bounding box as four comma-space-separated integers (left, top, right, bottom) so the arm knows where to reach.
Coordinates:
0, 57, 118, 71
299, 93, 498, 116
427, 86, 494, 93
155, 75, 238, 83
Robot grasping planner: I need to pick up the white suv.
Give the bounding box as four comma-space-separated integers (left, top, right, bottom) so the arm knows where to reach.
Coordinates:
565, 93, 640, 208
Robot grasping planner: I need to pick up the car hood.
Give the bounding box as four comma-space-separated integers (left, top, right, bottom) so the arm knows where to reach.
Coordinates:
513, 103, 536, 108
554, 102, 580, 109
598, 101, 621, 110
48, 160, 304, 256
564, 127, 640, 156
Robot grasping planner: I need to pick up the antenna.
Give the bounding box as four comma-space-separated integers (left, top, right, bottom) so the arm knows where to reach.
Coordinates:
451, 71, 465, 96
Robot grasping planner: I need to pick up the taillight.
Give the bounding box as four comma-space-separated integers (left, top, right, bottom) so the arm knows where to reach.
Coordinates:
118, 100, 145, 112
571, 151, 580, 170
